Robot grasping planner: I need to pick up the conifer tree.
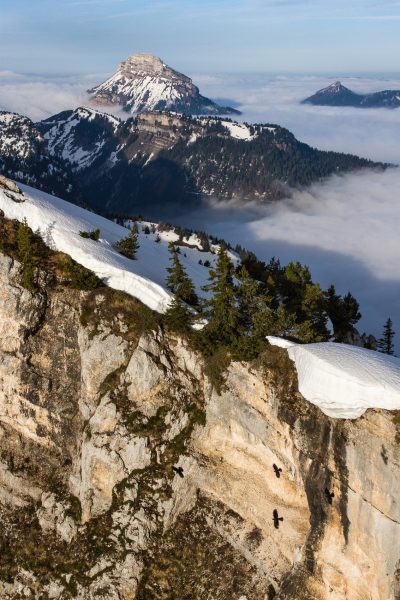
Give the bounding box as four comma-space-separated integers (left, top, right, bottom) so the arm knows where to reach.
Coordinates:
236, 265, 263, 332
164, 242, 198, 332
201, 245, 239, 346
254, 304, 297, 339
378, 318, 395, 355
115, 224, 139, 259
163, 296, 193, 333
166, 242, 198, 306
324, 285, 361, 341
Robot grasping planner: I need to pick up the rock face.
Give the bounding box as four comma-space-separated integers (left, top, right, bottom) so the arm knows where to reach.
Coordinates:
0, 249, 400, 599
87, 52, 240, 115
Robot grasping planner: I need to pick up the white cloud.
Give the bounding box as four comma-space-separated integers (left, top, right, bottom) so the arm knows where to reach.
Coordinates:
0, 72, 119, 121
180, 168, 400, 348
0, 73, 90, 121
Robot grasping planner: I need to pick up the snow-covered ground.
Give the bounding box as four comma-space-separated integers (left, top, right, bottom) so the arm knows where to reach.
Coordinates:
0, 182, 232, 313
222, 121, 255, 141
267, 336, 400, 419
43, 107, 120, 172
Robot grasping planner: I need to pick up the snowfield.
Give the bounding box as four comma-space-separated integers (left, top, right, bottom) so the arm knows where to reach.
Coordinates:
0, 182, 231, 313
222, 122, 255, 141
267, 336, 400, 419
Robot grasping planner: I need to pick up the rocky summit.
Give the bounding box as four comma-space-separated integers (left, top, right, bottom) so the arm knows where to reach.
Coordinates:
87, 52, 240, 115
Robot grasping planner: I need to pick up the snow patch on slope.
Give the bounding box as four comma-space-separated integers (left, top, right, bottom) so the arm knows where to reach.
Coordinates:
0, 183, 222, 313
222, 121, 255, 141
267, 337, 400, 419
0, 112, 43, 160
42, 107, 121, 172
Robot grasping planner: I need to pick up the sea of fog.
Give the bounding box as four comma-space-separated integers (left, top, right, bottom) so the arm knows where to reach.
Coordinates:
186, 72, 400, 348
0, 70, 399, 346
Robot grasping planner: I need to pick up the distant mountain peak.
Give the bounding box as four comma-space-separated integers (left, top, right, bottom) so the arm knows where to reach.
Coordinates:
119, 52, 172, 75
326, 81, 346, 91
88, 53, 240, 116
303, 81, 400, 109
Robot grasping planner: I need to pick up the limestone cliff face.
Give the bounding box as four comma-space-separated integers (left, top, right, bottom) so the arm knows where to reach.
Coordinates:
0, 250, 399, 599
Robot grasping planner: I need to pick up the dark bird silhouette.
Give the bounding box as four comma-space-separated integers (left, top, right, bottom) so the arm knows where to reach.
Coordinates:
273, 463, 282, 478
324, 488, 335, 505
273, 509, 284, 529
172, 466, 184, 478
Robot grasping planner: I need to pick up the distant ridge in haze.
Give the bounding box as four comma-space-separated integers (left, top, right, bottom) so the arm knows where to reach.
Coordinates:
303, 81, 400, 109
88, 53, 240, 116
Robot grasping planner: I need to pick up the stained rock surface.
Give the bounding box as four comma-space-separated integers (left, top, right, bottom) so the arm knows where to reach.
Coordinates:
0, 250, 399, 599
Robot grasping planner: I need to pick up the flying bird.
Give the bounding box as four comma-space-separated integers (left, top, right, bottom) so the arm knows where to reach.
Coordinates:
273, 509, 284, 529
273, 463, 282, 478
172, 466, 184, 478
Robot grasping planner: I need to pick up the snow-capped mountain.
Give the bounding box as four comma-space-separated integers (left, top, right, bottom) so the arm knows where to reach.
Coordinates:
0, 111, 44, 160
87, 53, 240, 116
39, 107, 122, 172
303, 81, 400, 108
0, 107, 387, 219
0, 111, 79, 199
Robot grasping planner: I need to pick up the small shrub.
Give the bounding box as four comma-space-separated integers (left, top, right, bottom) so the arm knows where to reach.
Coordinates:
393, 411, 400, 425
17, 219, 37, 294
79, 228, 100, 241
64, 257, 103, 290
230, 335, 268, 362
115, 225, 139, 259
192, 408, 206, 427
201, 346, 231, 394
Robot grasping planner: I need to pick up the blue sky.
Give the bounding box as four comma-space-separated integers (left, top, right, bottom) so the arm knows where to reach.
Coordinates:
1, 0, 400, 74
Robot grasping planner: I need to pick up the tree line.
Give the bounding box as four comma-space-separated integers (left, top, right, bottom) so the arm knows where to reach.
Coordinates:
163, 240, 396, 359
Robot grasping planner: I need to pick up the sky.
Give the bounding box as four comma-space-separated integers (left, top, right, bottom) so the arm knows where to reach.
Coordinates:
1, 0, 400, 74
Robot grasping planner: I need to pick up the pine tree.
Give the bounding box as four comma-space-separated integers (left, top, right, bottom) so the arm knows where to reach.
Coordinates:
236, 265, 263, 332
201, 245, 239, 346
324, 285, 361, 342
378, 318, 395, 355
163, 296, 192, 333
115, 224, 139, 259
166, 242, 198, 306
17, 218, 37, 293
254, 304, 296, 339
164, 242, 198, 332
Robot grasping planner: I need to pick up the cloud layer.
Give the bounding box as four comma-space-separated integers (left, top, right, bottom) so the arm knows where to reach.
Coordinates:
0, 72, 100, 121
181, 74, 400, 346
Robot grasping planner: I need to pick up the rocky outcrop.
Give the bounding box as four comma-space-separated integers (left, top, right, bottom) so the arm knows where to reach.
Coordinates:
0, 250, 399, 599
87, 53, 240, 116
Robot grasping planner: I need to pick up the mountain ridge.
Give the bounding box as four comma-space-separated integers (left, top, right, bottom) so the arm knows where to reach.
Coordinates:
303, 81, 400, 108
0, 107, 389, 219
